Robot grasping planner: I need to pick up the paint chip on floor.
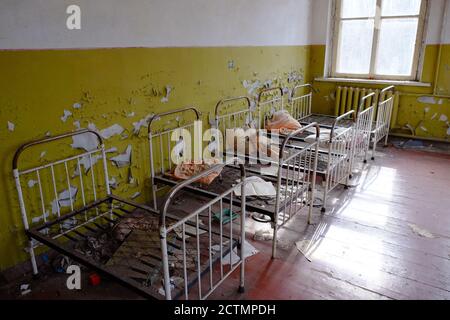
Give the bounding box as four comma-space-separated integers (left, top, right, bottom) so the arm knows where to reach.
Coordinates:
220, 241, 259, 265
408, 223, 435, 239
295, 240, 313, 262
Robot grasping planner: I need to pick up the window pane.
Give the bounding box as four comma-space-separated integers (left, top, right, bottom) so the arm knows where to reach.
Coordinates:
375, 18, 419, 76
336, 20, 374, 74
341, 0, 377, 18
381, 0, 422, 17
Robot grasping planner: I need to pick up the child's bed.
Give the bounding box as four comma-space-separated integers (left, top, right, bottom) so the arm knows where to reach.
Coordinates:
13, 130, 247, 300
149, 106, 320, 259
257, 87, 357, 212
289, 84, 375, 164
370, 86, 395, 161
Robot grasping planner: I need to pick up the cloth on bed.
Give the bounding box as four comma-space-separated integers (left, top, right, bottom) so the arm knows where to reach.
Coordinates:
233, 176, 276, 197
304, 127, 350, 149
265, 110, 302, 134
168, 158, 223, 185
225, 128, 280, 159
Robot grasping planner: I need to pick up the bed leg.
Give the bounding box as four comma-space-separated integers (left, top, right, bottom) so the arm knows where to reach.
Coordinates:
308, 204, 314, 225
371, 137, 377, 161
271, 222, 278, 259
239, 184, 246, 294
321, 186, 328, 214
160, 232, 172, 300
384, 132, 389, 147
29, 242, 39, 276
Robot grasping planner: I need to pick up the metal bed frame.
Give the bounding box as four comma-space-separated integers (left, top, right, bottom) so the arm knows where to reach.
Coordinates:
13, 130, 247, 300
289, 84, 375, 165
149, 105, 320, 259
370, 86, 395, 161
351, 92, 376, 165
257, 87, 357, 213
291, 84, 356, 128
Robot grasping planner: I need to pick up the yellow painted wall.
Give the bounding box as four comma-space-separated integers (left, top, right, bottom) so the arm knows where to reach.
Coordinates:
310, 44, 450, 140
0, 45, 311, 270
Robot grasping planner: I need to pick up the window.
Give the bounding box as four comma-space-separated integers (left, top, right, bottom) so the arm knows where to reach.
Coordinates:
331, 0, 427, 80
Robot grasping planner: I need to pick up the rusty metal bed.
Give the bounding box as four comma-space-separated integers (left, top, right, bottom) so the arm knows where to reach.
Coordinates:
13, 130, 247, 300
149, 105, 320, 259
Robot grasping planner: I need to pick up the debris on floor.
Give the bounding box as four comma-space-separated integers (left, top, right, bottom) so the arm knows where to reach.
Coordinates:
253, 229, 273, 241
20, 283, 31, 296
220, 241, 259, 265
408, 224, 436, 239
391, 137, 450, 155
295, 240, 313, 262
234, 176, 276, 197
213, 208, 239, 224
89, 273, 101, 286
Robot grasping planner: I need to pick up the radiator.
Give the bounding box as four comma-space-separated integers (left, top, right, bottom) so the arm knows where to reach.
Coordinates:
334, 86, 400, 128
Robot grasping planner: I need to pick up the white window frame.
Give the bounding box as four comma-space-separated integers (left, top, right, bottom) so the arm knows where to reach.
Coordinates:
330, 0, 428, 81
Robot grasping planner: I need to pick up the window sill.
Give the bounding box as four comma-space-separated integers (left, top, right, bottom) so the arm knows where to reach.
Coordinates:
314, 77, 431, 88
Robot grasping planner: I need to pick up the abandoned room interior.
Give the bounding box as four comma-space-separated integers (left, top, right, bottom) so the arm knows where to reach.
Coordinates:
0, 0, 449, 303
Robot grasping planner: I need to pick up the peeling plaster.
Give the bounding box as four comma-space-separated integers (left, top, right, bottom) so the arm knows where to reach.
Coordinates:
161, 85, 172, 103
71, 132, 99, 152
61, 110, 72, 122
130, 191, 141, 199
100, 124, 124, 139
51, 186, 78, 214
27, 180, 38, 188
7, 121, 15, 132
110, 145, 132, 168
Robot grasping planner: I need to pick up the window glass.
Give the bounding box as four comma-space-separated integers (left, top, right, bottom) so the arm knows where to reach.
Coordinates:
375, 18, 419, 76
381, 0, 422, 17
341, 0, 377, 18
336, 19, 375, 74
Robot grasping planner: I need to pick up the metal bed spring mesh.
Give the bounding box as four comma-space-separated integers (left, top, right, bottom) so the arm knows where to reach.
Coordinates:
371, 87, 395, 160
155, 164, 310, 220
26, 195, 240, 300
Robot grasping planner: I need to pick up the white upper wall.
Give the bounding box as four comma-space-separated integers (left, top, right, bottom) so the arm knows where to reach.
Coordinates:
311, 0, 450, 45
0, 0, 313, 49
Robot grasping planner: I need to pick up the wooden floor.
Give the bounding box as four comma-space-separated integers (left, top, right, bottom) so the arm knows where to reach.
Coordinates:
1, 145, 449, 300
210, 146, 450, 300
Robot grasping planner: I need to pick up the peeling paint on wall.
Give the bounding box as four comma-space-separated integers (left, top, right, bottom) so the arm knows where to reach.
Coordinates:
7, 121, 15, 132
61, 110, 72, 122
100, 124, 124, 139
161, 85, 172, 103
110, 145, 132, 168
